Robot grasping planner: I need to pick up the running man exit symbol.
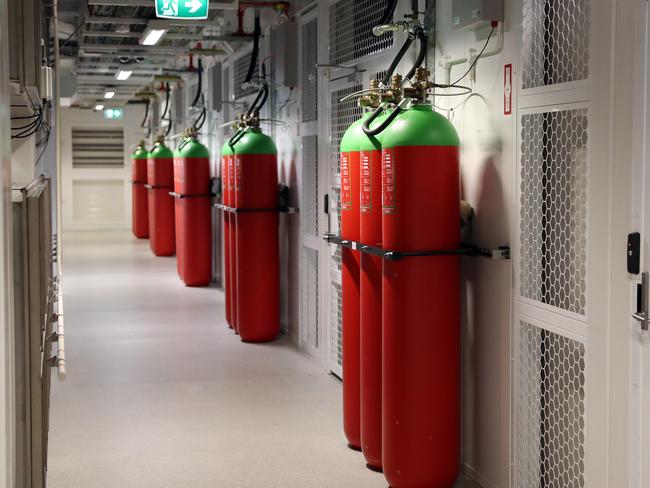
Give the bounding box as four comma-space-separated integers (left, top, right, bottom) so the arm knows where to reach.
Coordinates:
155, 0, 208, 19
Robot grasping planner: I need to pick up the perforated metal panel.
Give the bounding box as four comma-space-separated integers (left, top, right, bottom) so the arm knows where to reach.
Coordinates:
330, 85, 362, 274
301, 135, 318, 236
329, 0, 394, 65
516, 321, 586, 488
330, 85, 363, 175
234, 54, 259, 99
521, 0, 590, 89
301, 18, 318, 123
300, 247, 319, 349
330, 280, 343, 375
519, 108, 588, 316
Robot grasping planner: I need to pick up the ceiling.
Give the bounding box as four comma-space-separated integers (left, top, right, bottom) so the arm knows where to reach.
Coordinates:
57, 0, 254, 106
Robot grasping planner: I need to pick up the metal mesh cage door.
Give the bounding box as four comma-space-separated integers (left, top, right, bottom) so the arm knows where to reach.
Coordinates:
515, 1, 604, 486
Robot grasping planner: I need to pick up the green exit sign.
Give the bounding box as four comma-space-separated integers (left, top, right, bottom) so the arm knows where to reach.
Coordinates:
155, 0, 209, 19
104, 108, 123, 120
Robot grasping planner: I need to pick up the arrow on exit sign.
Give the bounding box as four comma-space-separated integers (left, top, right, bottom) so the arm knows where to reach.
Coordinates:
155, 0, 209, 20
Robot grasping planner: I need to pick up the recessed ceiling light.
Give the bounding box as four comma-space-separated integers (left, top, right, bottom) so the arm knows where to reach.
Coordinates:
116, 70, 133, 81
104, 91, 115, 99
141, 28, 167, 46
95, 104, 104, 111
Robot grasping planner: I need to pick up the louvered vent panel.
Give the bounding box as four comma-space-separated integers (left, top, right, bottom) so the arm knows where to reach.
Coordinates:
234, 54, 259, 99
521, 0, 590, 89
301, 18, 318, 122
519, 108, 588, 315
329, 0, 394, 65
301, 135, 318, 236
300, 247, 319, 349
72, 128, 124, 168
516, 321, 586, 488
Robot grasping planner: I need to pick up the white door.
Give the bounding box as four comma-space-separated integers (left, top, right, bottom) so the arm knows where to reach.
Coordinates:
632, 2, 650, 486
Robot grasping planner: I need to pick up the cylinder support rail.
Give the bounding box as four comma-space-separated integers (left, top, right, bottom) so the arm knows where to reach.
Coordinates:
323, 233, 510, 261
215, 203, 299, 214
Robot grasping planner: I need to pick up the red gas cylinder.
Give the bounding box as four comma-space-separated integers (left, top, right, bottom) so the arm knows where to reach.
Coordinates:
340, 113, 371, 451
228, 143, 239, 333
174, 131, 212, 287
131, 141, 149, 239
232, 127, 279, 342
221, 141, 234, 329
382, 104, 461, 488
358, 110, 388, 471
147, 137, 175, 256
173, 142, 184, 279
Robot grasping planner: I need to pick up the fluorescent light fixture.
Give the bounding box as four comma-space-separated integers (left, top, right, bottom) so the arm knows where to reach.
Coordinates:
141, 28, 167, 46
104, 91, 115, 99
116, 70, 133, 81
95, 104, 104, 111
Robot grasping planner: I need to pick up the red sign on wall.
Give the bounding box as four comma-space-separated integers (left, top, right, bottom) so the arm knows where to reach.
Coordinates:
504, 63, 513, 115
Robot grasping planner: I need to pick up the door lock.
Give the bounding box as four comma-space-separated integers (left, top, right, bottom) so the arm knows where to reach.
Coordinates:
633, 272, 649, 331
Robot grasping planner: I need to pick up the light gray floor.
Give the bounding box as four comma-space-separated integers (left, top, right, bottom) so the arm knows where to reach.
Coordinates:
47, 231, 479, 488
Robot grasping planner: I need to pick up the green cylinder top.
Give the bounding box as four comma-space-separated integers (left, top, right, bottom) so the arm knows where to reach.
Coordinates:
359, 109, 391, 151
150, 141, 174, 159
221, 139, 234, 157
340, 111, 372, 153
382, 104, 460, 149
132, 144, 149, 160
178, 136, 210, 158
233, 128, 277, 155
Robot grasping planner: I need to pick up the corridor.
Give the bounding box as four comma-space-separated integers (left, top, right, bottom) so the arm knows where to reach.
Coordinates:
46, 232, 386, 488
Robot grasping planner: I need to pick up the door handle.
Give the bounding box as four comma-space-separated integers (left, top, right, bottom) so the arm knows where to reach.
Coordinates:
633, 272, 649, 331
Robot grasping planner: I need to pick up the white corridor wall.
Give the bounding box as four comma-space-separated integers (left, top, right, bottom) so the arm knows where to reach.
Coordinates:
60, 106, 146, 231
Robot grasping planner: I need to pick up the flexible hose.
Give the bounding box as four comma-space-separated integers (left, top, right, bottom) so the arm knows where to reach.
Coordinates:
191, 58, 203, 108
141, 99, 149, 128
161, 83, 170, 120
228, 128, 246, 149
246, 83, 268, 118
362, 105, 403, 137
379, 0, 398, 25
404, 27, 427, 81
382, 34, 413, 86
244, 13, 261, 83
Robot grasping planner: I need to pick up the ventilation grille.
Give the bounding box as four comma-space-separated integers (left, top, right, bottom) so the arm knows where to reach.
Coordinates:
521, 0, 590, 89
72, 128, 124, 168
519, 108, 588, 315
301, 18, 318, 123
300, 247, 319, 349
329, 0, 394, 65
234, 54, 259, 99
330, 280, 343, 374
330, 85, 363, 175
516, 321, 586, 488
301, 135, 319, 236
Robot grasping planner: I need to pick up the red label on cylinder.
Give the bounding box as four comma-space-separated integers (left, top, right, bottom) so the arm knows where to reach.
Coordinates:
382, 149, 396, 213
360, 152, 372, 213
340, 152, 352, 210
235, 156, 242, 191
221, 158, 229, 190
